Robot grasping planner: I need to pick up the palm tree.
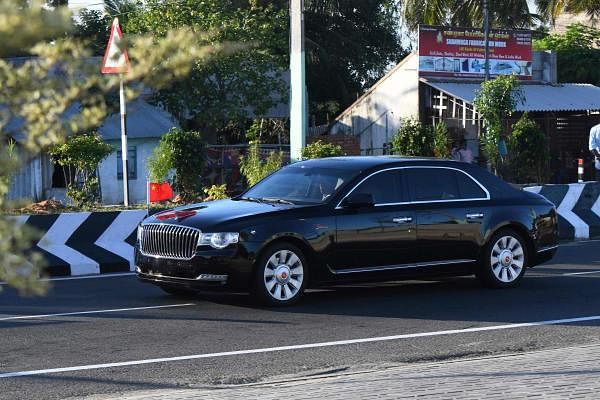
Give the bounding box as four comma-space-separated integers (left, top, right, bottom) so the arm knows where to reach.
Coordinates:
402, 0, 539, 32
537, 0, 600, 22
403, 0, 599, 32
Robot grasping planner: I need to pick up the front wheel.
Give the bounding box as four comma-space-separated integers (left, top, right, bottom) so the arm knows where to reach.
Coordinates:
477, 229, 528, 288
253, 243, 307, 306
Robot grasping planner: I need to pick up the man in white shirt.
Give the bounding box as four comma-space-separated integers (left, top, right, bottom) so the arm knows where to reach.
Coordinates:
588, 123, 600, 180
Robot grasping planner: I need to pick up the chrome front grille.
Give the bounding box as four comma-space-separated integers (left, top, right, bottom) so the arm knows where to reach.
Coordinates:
139, 224, 201, 260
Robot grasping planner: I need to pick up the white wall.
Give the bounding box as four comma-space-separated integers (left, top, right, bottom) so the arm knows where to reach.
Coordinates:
6, 151, 43, 202
98, 138, 158, 205
330, 53, 420, 155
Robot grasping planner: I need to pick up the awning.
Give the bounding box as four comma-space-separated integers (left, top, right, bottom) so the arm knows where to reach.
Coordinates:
423, 81, 600, 112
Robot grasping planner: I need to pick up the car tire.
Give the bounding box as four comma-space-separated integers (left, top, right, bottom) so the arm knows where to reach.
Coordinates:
253, 242, 307, 306
159, 285, 197, 298
477, 229, 528, 288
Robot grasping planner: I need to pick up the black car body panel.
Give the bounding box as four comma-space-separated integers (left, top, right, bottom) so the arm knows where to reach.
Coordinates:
135, 157, 558, 294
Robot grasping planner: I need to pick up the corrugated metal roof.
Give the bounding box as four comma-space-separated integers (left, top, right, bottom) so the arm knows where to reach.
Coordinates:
424, 81, 600, 112
98, 99, 179, 140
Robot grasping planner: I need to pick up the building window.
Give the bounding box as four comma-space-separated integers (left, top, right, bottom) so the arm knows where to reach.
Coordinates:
117, 146, 137, 180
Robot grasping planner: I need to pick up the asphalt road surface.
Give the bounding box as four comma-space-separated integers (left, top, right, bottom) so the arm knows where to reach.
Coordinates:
2, 240, 600, 399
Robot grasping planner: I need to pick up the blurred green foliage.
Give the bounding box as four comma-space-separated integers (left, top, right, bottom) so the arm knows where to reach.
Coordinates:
0, 0, 228, 295
301, 140, 344, 159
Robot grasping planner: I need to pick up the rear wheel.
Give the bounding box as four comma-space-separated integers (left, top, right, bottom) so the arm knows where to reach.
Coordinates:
477, 229, 528, 288
253, 243, 307, 306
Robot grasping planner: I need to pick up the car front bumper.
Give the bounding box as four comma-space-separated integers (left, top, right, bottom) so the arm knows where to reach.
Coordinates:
135, 244, 259, 292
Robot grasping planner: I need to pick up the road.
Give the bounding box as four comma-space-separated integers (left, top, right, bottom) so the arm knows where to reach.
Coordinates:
2, 240, 600, 399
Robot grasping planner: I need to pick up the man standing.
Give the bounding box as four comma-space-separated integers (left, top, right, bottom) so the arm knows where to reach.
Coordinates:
589, 122, 600, 180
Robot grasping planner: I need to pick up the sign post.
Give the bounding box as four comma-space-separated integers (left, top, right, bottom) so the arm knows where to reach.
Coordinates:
101, 18, 131, 205
289, 0, 307, 162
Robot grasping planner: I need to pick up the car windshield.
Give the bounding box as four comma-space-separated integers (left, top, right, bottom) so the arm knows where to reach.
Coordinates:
240, 165, 358, 205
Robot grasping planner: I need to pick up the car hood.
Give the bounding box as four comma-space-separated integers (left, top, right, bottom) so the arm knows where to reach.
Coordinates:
143, 198, 299, 231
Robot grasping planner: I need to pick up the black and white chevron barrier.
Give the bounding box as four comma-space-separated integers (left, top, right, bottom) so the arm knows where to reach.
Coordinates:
11, 210, 147, 277
524, 182, 600, 241
7, 183, 600, 277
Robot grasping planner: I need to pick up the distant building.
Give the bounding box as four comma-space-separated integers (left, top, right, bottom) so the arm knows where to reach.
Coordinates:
329, 50, 600, 182
97, 99, 179, 204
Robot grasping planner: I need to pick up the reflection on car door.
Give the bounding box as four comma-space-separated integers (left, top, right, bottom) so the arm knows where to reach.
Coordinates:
330, 169, 417, 273
405, 167, 488, 265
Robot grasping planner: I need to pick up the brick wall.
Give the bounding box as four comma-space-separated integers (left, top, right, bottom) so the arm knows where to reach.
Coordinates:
307, 135, 360, 156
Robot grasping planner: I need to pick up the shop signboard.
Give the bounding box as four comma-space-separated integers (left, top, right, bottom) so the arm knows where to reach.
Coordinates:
418, 25, 532, 79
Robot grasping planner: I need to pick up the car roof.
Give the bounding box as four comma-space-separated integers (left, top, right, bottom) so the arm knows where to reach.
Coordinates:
292, 156, 520, 199
294, 156, 455, 170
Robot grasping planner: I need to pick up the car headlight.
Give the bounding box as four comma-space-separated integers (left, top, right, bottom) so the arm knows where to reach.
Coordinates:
199, 232, 239, 249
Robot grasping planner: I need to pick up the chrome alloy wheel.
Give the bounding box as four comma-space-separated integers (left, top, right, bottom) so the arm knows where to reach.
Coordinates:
263, 250, 304, 301
490, 235, 525, 283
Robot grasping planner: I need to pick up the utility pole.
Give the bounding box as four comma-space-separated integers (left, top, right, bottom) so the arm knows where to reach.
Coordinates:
483, 0, 490, 81
289, 0, 307, 162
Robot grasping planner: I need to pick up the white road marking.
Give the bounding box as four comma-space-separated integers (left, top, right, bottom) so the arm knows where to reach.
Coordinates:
0, 303, 194, 321
2, 313, 600, 378
0, 272, 135, 285
562, 270, 600, 276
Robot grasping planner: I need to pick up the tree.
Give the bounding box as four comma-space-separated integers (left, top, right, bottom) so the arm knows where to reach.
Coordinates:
73, 9, 110, 56
402, 0, 541, 32
239, 142, 283, 186
537, 0, 600, 22
123, 0, 288, 135
0, 0, 232, 295
303, 0, 405, 124
46, 0, 67, 8
534, 23, 600, 86
301, 140, 344, 159
508, 113, 549, 183
147, 128, 206, 201
473, 75, 525, 172
391, 118, 449, 158
49, 133, 114, 207
402, 0, 600, 33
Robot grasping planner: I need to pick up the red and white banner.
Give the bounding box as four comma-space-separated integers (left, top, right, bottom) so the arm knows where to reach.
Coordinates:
418, 25, 532, 79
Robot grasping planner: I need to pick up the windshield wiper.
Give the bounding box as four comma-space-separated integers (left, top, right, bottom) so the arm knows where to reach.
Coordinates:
261, 197, 295, 205
239, 196, 265, 204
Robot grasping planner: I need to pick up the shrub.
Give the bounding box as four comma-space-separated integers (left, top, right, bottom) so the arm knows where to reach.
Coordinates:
432, 122, 451, 158
391, 118, 449, 158
48, 133, 113, 207
301, 140, 344, 159
147, 128, 205, 201
508, 113, 549, 183
239, 141, 283, 186
203, 184, 228, 201
473, 75, 524, 171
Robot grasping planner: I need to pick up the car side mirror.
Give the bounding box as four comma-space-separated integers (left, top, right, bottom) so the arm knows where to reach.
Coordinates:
342, 193, 374, 208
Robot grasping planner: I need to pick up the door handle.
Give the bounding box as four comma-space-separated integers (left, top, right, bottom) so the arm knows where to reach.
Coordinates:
393, 217, 413, 224
466, 212, 484, 219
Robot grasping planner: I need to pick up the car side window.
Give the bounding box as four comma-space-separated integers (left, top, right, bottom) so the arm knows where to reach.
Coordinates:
406, 168, 486, 202
351, 170, 405, 204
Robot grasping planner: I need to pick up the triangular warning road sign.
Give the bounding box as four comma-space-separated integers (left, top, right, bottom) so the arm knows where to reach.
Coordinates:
101, 18, 130, 74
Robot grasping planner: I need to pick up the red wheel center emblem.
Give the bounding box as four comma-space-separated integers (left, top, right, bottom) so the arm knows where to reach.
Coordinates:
505, 256, 511, 264
281, 272, 287, 279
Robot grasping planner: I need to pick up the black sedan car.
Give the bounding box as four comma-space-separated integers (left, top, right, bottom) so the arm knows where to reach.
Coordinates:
135, 157, 558, 306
